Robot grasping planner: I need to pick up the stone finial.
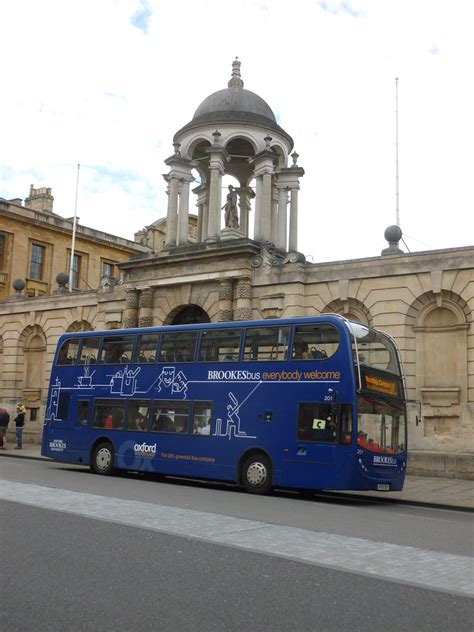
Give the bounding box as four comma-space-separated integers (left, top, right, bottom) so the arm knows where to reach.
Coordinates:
264, 135, 272, 149
381, 225, 404, 256
228, 57, 244, 89
291, 152, 299, 167
12, 278, 26, 300
212, 130, 222, 145
53, 273, 69, 294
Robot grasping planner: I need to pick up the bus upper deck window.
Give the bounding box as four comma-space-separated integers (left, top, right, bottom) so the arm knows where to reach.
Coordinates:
292, 324, 340, 360
158, 331, 197, 363
134, 334, 159, 363
57, 338, 79, 365
78, 337, 100, 365
99, 335, 135, 364
198, 329, 242, 362
243, 327, 290, 361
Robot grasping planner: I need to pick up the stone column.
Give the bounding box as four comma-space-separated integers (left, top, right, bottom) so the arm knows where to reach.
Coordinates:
234, 277, 252, 321
271, 185, 279, 245
177, 177, 192, 246
276, 186, 288, 251
218, 279, 234, 321
206, 133, 226, 242
253, 175, 263, 241
202, 199, 209, 241
164, 176, 179, 247
124, 289, 139, 329
261, 172, 273, 241
237, 188, 248, 237
138, 287, 154, 328
289, 187, 299, 252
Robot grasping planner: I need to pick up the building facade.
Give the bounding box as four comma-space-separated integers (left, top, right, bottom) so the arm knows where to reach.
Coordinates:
0, 60, 472, 478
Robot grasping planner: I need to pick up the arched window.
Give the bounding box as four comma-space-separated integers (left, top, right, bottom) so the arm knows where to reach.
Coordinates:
170, 305, 210, 325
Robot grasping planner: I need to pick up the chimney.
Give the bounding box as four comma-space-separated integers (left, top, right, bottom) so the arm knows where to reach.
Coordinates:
25, 184, 54, 213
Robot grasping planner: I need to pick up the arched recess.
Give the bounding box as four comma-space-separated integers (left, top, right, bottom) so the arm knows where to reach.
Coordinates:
18, 325, 47, 410
67, 320, 93, 333
409, 291, 470, 438
166, 304, 211, 326
322, 298, 372, 327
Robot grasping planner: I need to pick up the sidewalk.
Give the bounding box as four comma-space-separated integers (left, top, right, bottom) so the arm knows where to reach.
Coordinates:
1, 443, 472, 510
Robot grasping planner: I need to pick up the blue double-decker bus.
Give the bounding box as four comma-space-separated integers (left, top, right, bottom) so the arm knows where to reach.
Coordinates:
41, 315, 407, 494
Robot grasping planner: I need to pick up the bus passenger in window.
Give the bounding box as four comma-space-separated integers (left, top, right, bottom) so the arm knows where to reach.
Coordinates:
294, 341, 310, 359
104, 411, 113, 429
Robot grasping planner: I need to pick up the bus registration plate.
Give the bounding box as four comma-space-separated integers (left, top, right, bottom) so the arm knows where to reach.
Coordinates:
377, 483, 390, 491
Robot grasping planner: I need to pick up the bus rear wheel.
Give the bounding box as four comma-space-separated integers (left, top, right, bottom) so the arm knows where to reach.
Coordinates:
241, 454, 272, 495
91, 442, 114, 476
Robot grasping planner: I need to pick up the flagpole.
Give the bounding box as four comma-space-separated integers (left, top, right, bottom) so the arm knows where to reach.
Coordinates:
395, 77, 400, 227
69, 163, 80, 291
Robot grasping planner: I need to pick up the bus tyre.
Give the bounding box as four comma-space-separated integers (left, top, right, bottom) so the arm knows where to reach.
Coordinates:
241, 454, 272, 495
91, 442, 114, 476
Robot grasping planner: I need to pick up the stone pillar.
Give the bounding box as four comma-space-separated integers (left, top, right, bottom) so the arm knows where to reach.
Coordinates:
124, 289, 139, 329
253, 175, 263, 241
138, 287, 154, 328
164, 176, 179, 247
261, 171, 273, 241
271, 185, 279, 245
289, 187, 299, 252
234, 277, 252, 321
218, 279, 234, 321
202, 199, 209, 241
177, 177, 192, 246
237, 188, 248, 237
207, 166, 223, 241
276, 186, 288, 251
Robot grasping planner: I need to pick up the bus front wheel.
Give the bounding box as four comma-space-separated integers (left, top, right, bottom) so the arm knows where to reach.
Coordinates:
241, 454, 272, 495
91, 442, 114, 476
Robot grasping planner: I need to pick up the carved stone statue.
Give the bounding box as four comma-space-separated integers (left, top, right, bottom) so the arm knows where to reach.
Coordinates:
222, 185, 239, 229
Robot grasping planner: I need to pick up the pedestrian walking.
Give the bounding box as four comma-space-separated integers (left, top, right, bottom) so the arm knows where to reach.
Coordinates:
0, 406, 10, 449
14, 403, 26, 449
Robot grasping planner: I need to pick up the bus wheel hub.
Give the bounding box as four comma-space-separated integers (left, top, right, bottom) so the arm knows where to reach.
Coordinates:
247, 462, 267, 486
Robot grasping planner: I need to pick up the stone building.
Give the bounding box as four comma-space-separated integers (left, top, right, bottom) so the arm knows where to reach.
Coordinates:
0, 60, 472, 478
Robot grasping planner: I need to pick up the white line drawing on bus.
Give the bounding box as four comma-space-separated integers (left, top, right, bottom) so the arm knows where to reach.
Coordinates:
45, 377, 61, 421
214, 385, 260, 440
77, 362, 95, 388
154, 367, 188, 399
110, 366, 141, 396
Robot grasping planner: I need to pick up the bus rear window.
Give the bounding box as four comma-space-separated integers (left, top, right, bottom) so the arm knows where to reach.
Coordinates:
243, 326, 290, 361
57, 338, 79, 365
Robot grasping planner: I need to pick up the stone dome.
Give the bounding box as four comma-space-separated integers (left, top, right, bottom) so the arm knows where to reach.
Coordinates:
173, 58, 293, 148
193, 87, 276, 124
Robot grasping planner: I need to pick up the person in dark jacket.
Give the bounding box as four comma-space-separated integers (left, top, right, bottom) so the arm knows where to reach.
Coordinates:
14, 403, 26, 449
0, 407, 10, 449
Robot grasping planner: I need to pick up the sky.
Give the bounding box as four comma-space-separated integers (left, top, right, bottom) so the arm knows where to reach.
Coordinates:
1, 0, 473, 263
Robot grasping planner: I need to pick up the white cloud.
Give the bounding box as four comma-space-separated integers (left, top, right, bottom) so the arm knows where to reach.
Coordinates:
1, 0, 472, 262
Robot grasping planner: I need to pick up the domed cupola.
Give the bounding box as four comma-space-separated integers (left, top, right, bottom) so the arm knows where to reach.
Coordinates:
175, 58, 293, 146
162, 59, 304, 253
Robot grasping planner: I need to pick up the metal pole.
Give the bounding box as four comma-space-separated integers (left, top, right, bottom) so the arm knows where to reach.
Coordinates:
395, 77, 400, 227
68, 163, 80, 291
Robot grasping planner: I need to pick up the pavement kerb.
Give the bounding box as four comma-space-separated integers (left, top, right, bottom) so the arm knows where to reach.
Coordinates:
1, 450, 472, 513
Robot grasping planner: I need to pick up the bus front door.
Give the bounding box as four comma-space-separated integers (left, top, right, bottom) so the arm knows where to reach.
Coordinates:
281, 402, 338, 490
